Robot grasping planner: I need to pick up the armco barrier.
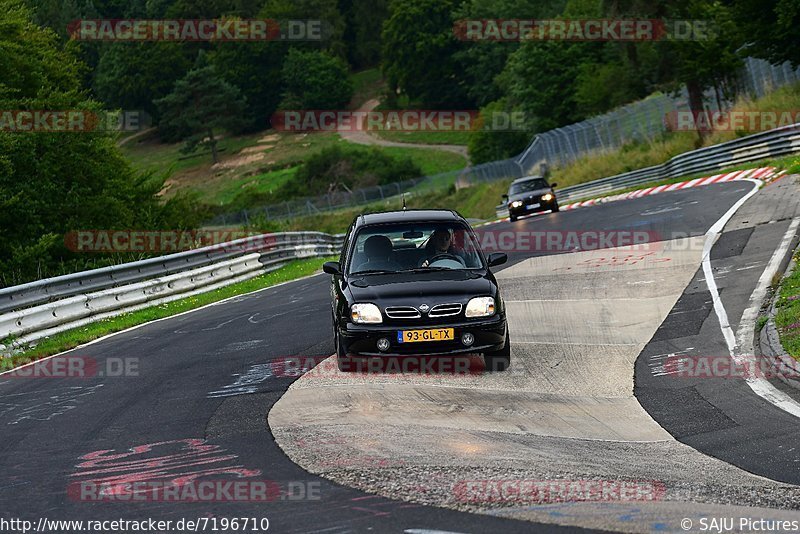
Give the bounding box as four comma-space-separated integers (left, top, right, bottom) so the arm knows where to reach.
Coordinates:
0, 233, 343, 349
0, 232, 342, 315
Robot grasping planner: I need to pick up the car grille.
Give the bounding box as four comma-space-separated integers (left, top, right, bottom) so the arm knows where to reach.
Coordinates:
385, 306, 421, 319
427, 303, 462, 317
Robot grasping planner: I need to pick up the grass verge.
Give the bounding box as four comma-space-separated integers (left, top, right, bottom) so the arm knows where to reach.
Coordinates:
775, 252, 800, 361
373, 130, 471, 146
349, 68, 384, 110
379, 146, 467, 175
0, 257, 333, 372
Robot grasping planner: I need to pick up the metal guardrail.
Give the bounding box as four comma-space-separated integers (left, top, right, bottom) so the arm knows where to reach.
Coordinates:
0, 232, 344, 348
0, 232, 342, 315
496, 122, 800, 216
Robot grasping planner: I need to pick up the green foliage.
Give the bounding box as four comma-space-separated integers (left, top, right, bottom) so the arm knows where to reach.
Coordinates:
279, 49, 353, 109
731, 0, 800, 67
498, 40, 589, 131
382, 0, 470, 108
656, 0, 744, 114
259, 0, 347, 58
279, 145, 422, 197
450, 0, 568, 107
342, 0, 389, 68
467, 100, 531, 164
93, 42, 194, 121
156, 54, 248, 162
0, 0, 204, 286
209, 42, 285, 131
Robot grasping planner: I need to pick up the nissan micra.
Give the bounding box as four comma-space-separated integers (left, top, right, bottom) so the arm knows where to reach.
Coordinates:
323, 209, 510, 372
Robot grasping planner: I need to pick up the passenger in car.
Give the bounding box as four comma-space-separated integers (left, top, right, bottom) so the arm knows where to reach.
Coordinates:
353, 235, 401, 272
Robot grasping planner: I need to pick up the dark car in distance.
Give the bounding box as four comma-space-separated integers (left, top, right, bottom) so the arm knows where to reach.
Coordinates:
322, 209, 510, 372
504, 175, 559, 221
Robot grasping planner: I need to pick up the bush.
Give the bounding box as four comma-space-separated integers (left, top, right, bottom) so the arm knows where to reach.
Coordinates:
278, 145, 422, 197
467, 100, 532, 164
279, 49, 353, 110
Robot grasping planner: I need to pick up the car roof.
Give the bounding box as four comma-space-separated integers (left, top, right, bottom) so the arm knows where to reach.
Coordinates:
357, 209, 464, 227
511, 175, 547, 185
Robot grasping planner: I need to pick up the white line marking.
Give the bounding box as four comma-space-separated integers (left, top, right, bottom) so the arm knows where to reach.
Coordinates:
734, 217, 800, 416
702, 178, 800, 418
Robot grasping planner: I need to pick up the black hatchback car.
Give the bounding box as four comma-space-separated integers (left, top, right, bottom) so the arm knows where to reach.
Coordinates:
323, 209, 510, 372
503, 175, 559, 221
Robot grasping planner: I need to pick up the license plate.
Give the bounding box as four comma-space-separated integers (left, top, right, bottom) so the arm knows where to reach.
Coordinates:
397, 328, 455, 343
526, 203, 540, 210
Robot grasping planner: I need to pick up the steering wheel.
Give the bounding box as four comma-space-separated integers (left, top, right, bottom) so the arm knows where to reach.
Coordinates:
426, 252, 466, 266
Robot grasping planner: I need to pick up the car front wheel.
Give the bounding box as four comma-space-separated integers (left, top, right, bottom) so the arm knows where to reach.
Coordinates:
484, 331, 510, 372
334, 329, 356, 372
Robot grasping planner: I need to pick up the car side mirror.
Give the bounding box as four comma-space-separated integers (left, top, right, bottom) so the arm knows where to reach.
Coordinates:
502, 194, 509, 201
549, 182, 558, 189
487, 253, 507, 267
323, 261, 342, 275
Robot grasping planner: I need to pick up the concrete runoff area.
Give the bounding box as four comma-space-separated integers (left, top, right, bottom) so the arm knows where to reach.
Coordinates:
269, 236, 800, 532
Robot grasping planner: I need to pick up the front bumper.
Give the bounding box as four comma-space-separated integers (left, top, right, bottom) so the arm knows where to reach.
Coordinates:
509, 199, 557, 217
339, 314, 507, 357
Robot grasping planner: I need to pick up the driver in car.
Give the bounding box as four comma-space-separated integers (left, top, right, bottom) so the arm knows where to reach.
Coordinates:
420, 228, 466, 267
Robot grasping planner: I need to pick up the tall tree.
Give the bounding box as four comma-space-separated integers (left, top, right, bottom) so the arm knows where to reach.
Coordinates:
278, 49, 353, 109
730, 0, 800, 67
93, 42, 194, 122
381, 0, 470, 108
156, 56, 248, 163
655, 0, 743, 127
342, 0, 389, 69
497, 40, 589, 131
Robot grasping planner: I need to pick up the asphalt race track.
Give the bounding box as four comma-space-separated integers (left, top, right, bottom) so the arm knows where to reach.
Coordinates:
2, 177, 800, 533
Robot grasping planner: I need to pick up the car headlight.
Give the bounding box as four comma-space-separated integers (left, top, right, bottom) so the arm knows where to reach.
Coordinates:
465, 297, 495, 318
351, 303, 383, 324
542, 193, 554, 201
510, 200, 523, 208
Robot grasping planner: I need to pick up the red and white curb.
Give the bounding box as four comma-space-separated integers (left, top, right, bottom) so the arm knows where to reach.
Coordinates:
561, 166, 784, 211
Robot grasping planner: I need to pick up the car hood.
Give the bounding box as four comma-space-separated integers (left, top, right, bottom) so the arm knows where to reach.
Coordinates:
345, 269, 493, 306
509, 187, 552, 202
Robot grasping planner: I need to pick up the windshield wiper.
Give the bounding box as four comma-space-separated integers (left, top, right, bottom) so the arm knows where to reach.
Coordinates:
350, 269, 396, 275
399, 266, 452, 273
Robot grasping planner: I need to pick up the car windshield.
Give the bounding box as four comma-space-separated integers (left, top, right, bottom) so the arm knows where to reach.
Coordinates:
348, 222, 484, 274
509, 178, 548, 195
